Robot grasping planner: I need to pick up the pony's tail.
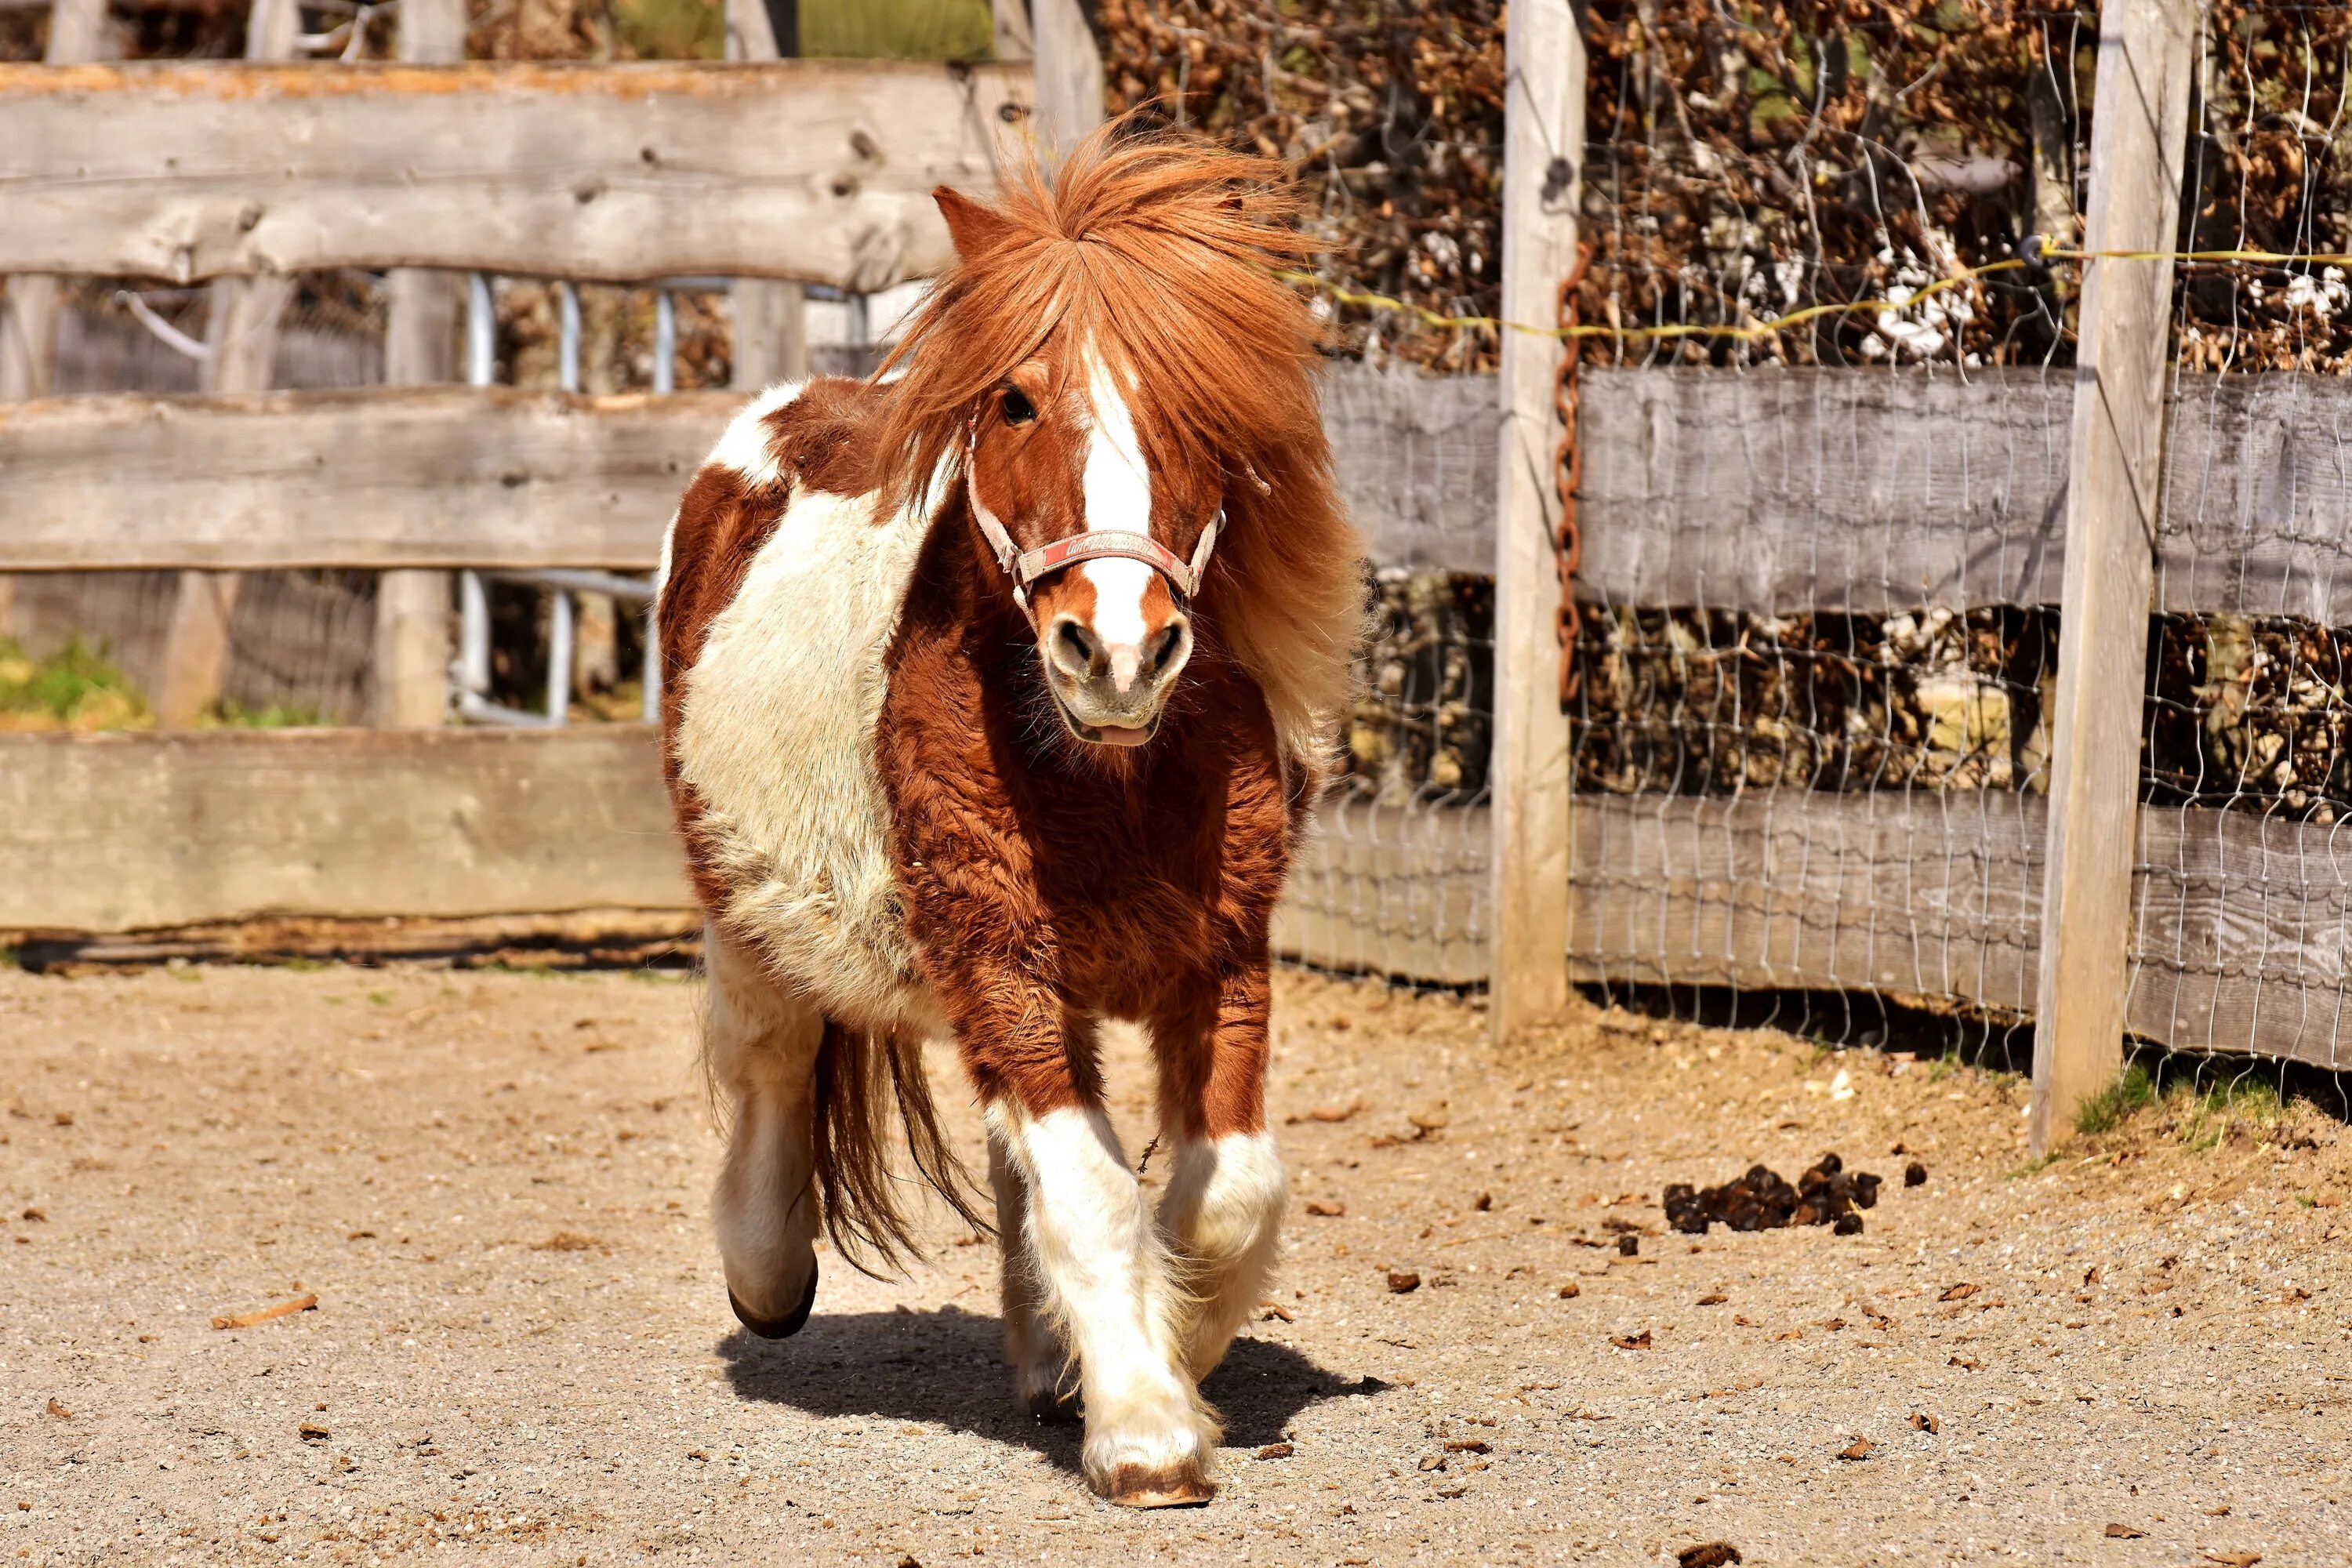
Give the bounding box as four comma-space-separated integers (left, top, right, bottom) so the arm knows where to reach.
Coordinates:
811, 1020, 992, 1277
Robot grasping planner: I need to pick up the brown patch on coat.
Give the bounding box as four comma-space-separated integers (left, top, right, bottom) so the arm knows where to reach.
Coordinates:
879, 511, 1294, 1142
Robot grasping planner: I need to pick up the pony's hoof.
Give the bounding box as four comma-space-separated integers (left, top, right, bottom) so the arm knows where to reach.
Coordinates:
728, 1265, 818, 1339
1103, 1465, 1215, 1509
1024, 1387, 1080, 1425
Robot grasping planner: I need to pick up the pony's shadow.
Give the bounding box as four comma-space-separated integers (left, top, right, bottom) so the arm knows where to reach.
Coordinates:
717, 1304, 1381, 1475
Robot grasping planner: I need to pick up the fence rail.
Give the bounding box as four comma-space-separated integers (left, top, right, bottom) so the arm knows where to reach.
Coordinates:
0, 61, 1028, 288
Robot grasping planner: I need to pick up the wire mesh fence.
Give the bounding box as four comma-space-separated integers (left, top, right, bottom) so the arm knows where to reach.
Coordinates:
2123, 0, 2352, 1075
1555, 0, 2091, 1053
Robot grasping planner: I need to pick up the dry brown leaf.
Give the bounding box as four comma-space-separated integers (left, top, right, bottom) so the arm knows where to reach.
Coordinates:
1255, 1442, 1294, 1461
1940, 1283, 1980, 1301
44, 1399, 70, 1419
1610, 1330, 1652, 1351
1911, 1412, 1940, 1435
532, 1232, 604, 1253
1304, 1200, 1345, 1218
2104, 1523, 2146, 1539
1838, 1438, 1873, 1461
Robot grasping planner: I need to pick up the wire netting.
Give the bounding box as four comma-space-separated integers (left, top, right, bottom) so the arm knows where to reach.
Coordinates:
1581, 0, 2093, 368
1552, 3, 2099, 1057
2125, 0, 2352, 1076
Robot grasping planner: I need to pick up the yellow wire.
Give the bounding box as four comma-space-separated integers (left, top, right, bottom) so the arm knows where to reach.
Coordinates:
1279, 244, 2352, 343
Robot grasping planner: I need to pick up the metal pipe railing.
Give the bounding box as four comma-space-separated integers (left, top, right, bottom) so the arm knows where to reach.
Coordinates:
451, 273, 666, 729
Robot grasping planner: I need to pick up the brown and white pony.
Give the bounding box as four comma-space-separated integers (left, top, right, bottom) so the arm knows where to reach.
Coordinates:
655, 128, 1363, 1507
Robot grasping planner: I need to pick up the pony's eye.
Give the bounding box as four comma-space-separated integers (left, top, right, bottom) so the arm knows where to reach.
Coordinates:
1000, 385, 1037, 426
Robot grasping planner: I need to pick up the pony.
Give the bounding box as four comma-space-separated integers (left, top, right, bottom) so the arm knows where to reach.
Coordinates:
653, 125, 1363, 1508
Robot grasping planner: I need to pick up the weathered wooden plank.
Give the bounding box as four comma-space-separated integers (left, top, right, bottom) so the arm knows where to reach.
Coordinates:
1577, 366, 2352, 619
1566, 790, 2048, 1015
0, 60, 1029, 287
0, 387, 731, 571
0, 728, 691, 933
2129, 807, 2352, 1069
1488, 0, 1583, 1032
2031, 0, 2197, 1152
1319, 362, 1500, 576
2155, 374, 2352, 622
1566, 788, 2352, 1069
1577, 367, 2075, 613
1276, 797, 1490, 987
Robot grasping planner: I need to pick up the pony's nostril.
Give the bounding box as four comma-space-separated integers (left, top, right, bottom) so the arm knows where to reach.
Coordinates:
1147, 622, 1189, 676
1053, 618, 1099, 673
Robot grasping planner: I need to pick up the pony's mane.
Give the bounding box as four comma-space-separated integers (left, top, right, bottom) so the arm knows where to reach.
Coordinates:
874, 124, 1366, 767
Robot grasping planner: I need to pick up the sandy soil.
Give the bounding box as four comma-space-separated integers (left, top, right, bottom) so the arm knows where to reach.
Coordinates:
2, 963, 2348, 1566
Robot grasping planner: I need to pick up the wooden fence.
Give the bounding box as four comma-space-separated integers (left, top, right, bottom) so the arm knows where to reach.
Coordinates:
11, 0, 2345, 1138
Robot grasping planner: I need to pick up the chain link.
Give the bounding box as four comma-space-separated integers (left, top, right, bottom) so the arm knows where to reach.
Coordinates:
1552, 242, 1595, 706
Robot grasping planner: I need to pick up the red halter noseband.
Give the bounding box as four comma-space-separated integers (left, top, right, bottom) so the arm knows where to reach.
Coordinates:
963, 413, 1222, 610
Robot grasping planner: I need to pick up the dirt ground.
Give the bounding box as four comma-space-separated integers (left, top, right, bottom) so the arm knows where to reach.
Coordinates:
2, 964, 2349, 1566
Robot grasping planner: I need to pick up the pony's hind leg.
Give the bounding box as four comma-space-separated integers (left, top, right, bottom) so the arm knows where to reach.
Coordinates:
702, 931, 826, 1338
988, 1130, 1076, 1421
1156, 967, 1289, 1381
989, 1096, 1217, 1506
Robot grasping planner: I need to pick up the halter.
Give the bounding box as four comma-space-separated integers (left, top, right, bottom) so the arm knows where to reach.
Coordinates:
963, 412, 1222, 612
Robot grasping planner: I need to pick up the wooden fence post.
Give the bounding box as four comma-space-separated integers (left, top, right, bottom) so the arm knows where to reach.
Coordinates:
726, 0, 808, 390
371, 0, 466, 728
1028, 0, 1102, 161
1490, 0, 1584, 1040
2029, 0, 2198, 1154
990, 0, 1034, 63
0, 0, 109, 644
158, 0, 302, 728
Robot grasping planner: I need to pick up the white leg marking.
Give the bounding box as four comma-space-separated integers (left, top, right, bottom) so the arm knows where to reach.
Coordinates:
702, 931, 826, 1326
988, 1132, 1071, 1418
1160, 1131, 1288, 1379
989, 1101, 1216, 1497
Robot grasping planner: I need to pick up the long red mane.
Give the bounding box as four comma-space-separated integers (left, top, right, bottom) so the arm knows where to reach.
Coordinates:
875, 125, 1367, 764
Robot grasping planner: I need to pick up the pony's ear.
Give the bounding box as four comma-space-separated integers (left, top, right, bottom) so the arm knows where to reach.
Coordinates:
934, 186, 1011, 260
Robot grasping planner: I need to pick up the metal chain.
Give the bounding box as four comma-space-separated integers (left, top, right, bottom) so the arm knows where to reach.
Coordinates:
1552, 242, 1595, 706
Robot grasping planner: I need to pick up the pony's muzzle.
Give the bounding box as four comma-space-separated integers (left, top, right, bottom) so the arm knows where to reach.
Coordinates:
1044, 610, 1192, 739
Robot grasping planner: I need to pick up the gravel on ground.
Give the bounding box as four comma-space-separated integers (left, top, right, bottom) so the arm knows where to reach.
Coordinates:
2, 964, 2347, 1566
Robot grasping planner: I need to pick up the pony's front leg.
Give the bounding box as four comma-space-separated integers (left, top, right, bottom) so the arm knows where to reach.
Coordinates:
987, 1131, 1076, 1421
1155, 966, 1288, 1380
989, 1094, 1218, 1507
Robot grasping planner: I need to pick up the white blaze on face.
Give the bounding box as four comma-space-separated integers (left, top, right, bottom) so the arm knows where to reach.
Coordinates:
1080, 351, 1156, 691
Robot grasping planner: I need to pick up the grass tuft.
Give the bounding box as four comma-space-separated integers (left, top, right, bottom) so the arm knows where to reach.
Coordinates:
2074, 1062, 2159, 1137
0, 635, 151, 731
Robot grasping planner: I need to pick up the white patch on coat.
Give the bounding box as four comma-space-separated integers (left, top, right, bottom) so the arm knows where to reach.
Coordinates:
676, 386, 945, 1040
988, 1099, 1217, 1490
1080, 352, 1156, 656
1158, 1131, 1287, 1379
705, 382, 805, 489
